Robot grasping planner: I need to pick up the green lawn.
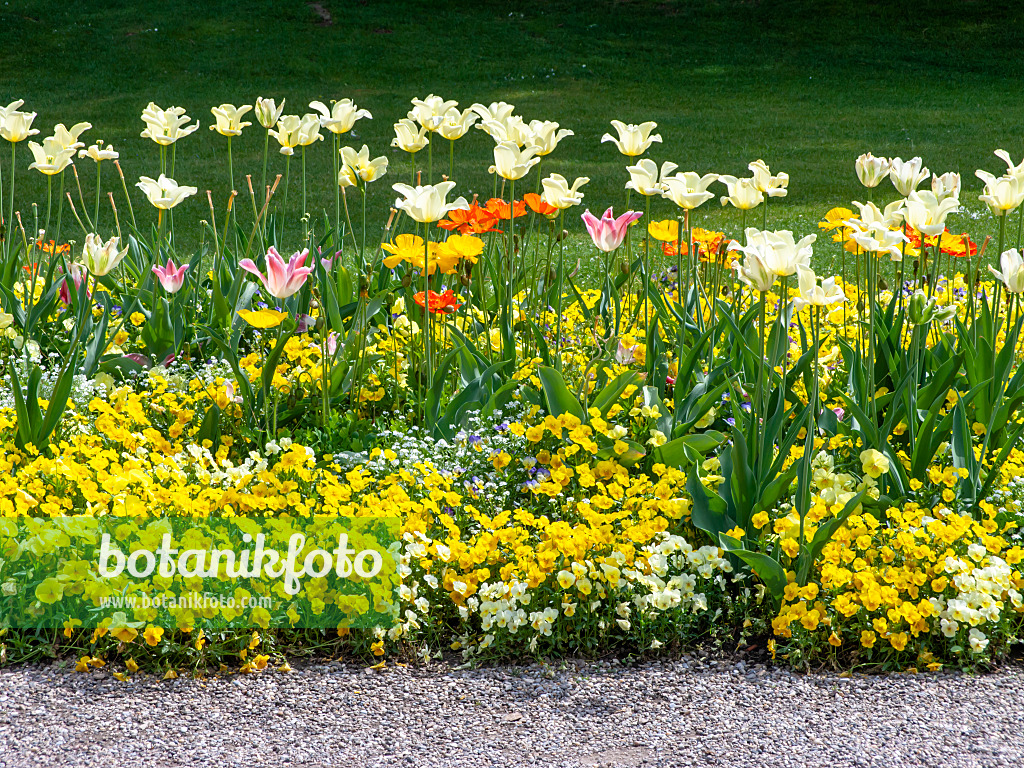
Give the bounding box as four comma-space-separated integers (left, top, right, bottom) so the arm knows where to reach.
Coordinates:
2, 0, 1023, 275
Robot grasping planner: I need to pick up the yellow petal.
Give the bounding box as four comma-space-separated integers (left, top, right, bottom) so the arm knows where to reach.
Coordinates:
238, 309, 289, 329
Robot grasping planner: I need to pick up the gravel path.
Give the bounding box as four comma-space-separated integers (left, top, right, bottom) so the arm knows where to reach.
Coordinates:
1, 657, 1022, 767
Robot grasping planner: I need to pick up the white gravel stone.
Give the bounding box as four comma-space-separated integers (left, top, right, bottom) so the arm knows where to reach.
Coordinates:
1, 659, 1022, 767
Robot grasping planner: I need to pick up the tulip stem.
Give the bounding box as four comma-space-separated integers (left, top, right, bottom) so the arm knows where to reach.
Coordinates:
55, 172, 65, 246
282, 155, 290, 235
1016, 205, 1024, 251
423, 228, 432, 431
333, 133, 341, 254
261, 130, 270, 220
867, 251, 877, 425
7, 142, 15, 262
797, 303, 822, 550
360, 187, 367, 275
994, 213, 1006, 324
44, 176, 52, 242
301, 146, 308, 237
755, 296, 767, 477
555, 211, 565, 370
94, 162, 102, 234
427, 133, 432, 185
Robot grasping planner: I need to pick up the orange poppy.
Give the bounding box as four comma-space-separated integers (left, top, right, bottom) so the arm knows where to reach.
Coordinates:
438, 202, 502, 235
660, 241, 689, 257
414, 289, 463, 314
523, 193, 557, 217
485, 197, 527, 221
906, 227, 977, 257
35, 239, 70, 255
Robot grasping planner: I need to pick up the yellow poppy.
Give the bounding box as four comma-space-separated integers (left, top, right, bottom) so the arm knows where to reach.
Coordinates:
237, 308, 288, 329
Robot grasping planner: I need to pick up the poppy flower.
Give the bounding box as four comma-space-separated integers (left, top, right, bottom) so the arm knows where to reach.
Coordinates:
523, 192, 557, 217
414, 289, 462, 314
485, 197, 527, 221
437, 201, 502, 234
237, 308, 289, 329
647, 219, 679, 243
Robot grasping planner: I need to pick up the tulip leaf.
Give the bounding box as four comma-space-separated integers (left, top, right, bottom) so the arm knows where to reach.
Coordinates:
537, 366, 585, 421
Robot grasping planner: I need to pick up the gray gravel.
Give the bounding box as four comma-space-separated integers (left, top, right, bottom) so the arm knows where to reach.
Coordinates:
1, 657, 1022, 767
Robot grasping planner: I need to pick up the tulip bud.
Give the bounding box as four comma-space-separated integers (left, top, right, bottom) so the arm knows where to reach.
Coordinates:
855, 153, 891, 188
908, 291, 928, 325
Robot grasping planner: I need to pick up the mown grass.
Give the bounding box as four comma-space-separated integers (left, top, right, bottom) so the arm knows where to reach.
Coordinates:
2, 0, 1023, 277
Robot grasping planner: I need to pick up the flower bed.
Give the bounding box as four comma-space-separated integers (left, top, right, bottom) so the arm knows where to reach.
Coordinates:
0, 96, 1022, 676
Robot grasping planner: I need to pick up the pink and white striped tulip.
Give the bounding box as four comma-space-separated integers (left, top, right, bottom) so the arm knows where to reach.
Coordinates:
239, 247, 314, 300
152, 258, 190, 293
581, 207, 643, 253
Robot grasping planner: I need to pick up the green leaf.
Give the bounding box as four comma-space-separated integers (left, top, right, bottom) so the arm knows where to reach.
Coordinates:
653, 431, 725, 467
719, 534, 789, 599
537, 366, 585, 421
686, 466, 734, 540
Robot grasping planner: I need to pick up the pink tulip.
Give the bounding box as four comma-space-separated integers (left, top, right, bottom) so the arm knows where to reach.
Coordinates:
581, 207, 643, 252
152, 258, 190, 293
239, 247, 314, 300
58, 263, 86, 306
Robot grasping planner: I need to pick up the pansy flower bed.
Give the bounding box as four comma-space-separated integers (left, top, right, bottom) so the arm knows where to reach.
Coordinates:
0, 95, 1022, 677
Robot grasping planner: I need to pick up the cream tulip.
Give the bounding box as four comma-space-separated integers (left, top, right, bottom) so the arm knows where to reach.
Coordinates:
209, 104, 252, 137
0, 100, 25, 123
82, 233, 128, 276
52, 122, 91, 151
748, 159, 789, 198
391, 118, 429, 153
792, 265, 846, 311
901, 190, 959, 236
470, 101, 516, 124
409, 94, 458, 132
601, 120, 661, 157
976, 171, 1024, 216
392, 181, 469, 223
436, 107, 478, 141
255, 97, 285, 129
850, 200, 905, 230
718, 176, 764, 210
889, 156, 930, 196
136, 174, 198, 210
140, 103, 199, 146
310, 99, 372, 134
849, 222, 908, 261
931, 171, 961, 201
478, 115, 533, 146
0, 111, 38, 143
338, 145, 389, 188
79, 141, 119, 163
270, 115, 302, 155
855, 153, 891, 188
729, 248, 776, 292
989, 249, 1024, 293
489, 141, 540, 181
625, 159, 677, 196
994, 149, 1024, 182
540, 174, 589, 210
296, 114, 324, 147
740, 228, 815, 277
27, 137, 75, 175
660, 172, 719, 210
527, 120, 573, 156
